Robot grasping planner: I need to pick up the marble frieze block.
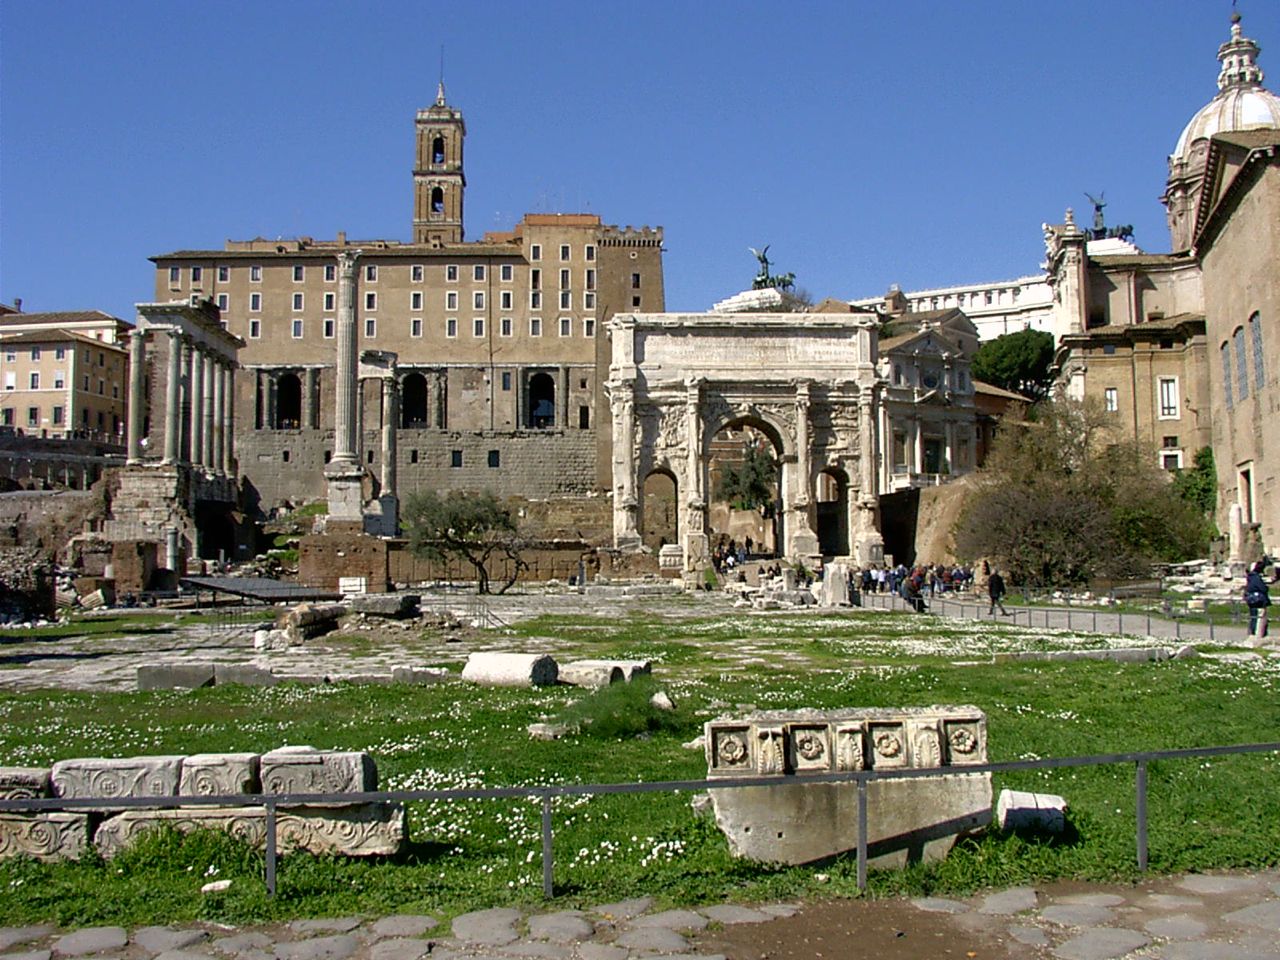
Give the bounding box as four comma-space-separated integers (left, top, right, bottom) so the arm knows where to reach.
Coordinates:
259, 746, 377, 796
50, 756, 184, 809
93, 802, 406, 858
0, 767, 51, 800
0, 812, 90, 861
179, 753, 260, 797
705, 706, 991, 866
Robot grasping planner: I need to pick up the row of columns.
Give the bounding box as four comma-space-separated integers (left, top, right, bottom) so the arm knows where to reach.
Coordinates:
128, 328, 235, 475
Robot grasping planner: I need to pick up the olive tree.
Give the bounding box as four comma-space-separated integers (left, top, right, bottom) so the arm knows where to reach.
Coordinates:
403, 490, 528, 594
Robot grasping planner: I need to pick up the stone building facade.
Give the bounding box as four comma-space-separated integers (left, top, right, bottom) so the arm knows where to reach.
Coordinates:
0, 330, 128, 443
151, 87, 664, 514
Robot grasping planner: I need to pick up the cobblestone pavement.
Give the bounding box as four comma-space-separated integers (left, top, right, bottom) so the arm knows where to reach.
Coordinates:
2, 869, 1278, 960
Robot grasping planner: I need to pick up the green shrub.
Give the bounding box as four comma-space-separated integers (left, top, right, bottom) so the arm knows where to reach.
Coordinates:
554, 675, 689, 740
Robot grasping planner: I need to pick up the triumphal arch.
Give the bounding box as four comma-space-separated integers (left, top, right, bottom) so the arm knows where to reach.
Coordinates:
606, 312, 885, 572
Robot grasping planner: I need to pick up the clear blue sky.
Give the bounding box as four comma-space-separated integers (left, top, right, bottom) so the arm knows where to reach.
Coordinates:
1, 1, 1275, 321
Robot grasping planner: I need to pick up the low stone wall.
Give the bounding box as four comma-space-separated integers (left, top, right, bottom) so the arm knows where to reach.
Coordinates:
0, 746, 404, 861
705, 706, 992, 866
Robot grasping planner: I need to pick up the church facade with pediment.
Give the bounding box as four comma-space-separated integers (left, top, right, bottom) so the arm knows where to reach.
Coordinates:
605, 311, 890, 571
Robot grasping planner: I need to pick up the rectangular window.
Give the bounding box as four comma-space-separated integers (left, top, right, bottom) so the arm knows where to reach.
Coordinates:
410, 318, 423, 338
1161, 451, 1184, 471
530, 317, 542, 337
1158, 377, 1179, 418
1249, 313, 1266, 390
55, 347, 65, 360
218, 265, 229, 282
530, 291, 541, 309
530, 268, 541, 290
1234, 327, 1249, 400
473, 264, 485, 281
446, 318, 458, 338
54, 372, 64, 389
0, 409, 10, 424
82, 374, 89, 390
473, 291, 485, 310
585, 244, 596, 261
446, 264, 458, 282
293, 264, 304, 282
559, 268, 570, 289
500, 290, 513, 310
365, 292, 377, 310
631, 272, 641, 289
450, 450, 463, 468
2, 372, 11, 391
365, 264, 378, 282
249, 319, 261, 338
559, 290, 571, 309
632, 296, 641, 307
411, 291, 423, 310
27, 407, 38, 427
168, 266, 180, 285
324, 292, 335, 311
323, 318, 335, 339
292, 292, 304, 311
365, 318, 376, 338
29, 372, 39, 389
579, 405, 590, 429
411, 264, 423, 283
559, 317, 571, 337
487, 449, 500, 468
325, 263, 336, 282
530, 244, 541, 261
1104, 387, 1118, 412
249, 292, 261, 312
1162, 435, 1179, 449
250, 265, 262, 282
446, 291, 458, 310
500, 317, 512, 337
473, 318, 485, 337
31, 348, 40, 361
191, 266, 202, 284
586, 268, 596, 290
559, 244, 570, 260
500, 263, 513, 282
291, 319, 303, 339
217, 293, 229, 311
52, 405, 63, 425
501, 371, 512, 391
583, 319, 595, 337
584, 292, 596, 309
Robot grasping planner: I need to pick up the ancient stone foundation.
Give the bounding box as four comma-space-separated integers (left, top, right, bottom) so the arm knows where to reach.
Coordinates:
0, 746, 404, 862
705, 707, 991, 866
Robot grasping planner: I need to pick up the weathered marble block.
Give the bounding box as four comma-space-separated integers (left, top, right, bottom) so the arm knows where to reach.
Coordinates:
461, 652, 559, 687
50, 756, 184, 809
705, 707, 991, 866
93, 802, 405, 858
259, 746, 376, 796
0, 767, 51, 800
997, 789, 1068, 834
0, 812, 90, 861
559, 659, 653, 688
180, 754, 260, 797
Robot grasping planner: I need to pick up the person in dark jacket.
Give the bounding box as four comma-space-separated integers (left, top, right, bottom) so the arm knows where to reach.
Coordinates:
1245, 560, 1272, 638
988, 569, 1009, 616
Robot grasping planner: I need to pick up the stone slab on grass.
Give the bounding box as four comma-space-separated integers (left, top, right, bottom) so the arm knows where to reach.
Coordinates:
591, 897, 653, 920
0, 927, 55, 951
631, 909, 709, 931
1051, 927, 1149, 960
369, 939, 433, 960
450, 907, 522, 945
1224, 900, 1280, 931
369, 916, 437, 939
273, 934, 360, 960
527, 912, 593, 943
1179, 873, 1265, 895
978, 887, 1038, 915
699, 905, 772, 924
137, 663, 216, 690
2, 948, 52, 960
50, 926, 127, 957
133, 927, 209, 952
1039, 904, 1115, 927
461, 652, 558, 687
614, 927, 689, 953
287, 918, 362, 936
214, 664, 279, 687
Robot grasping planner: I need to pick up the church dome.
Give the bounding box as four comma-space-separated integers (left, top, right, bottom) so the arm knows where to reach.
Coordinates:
1171, 14, 1280, 163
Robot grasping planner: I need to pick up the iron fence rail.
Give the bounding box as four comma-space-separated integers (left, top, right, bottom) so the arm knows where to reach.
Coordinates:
5, 740, 1278, 898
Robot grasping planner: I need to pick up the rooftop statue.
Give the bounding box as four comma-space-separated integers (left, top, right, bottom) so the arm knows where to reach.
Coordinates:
749, 246, 796, 292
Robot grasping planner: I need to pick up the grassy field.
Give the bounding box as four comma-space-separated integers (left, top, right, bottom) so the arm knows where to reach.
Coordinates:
1, 606, 1278, 926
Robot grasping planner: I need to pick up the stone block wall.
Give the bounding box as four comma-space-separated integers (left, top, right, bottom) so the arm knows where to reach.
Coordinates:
297, 533, 390, 592
0, 746, 405, 861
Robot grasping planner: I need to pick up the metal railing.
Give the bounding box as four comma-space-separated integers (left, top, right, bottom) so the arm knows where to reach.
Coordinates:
5, 741, 1277, 898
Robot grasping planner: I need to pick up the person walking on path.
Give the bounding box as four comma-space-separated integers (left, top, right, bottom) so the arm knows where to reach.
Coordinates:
987, 568, 1009, 616
1245, 560, 1272, 639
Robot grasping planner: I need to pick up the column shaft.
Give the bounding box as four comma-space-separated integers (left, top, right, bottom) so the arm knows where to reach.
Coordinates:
380, 377, 397, 496
126, 330, 147, 464
211, 359, 224, 475
222, 365, 236, 476
332, 250, 360, 466
202, 353, 216, 468
303, 368, 318, 429
188, 343, 203, 467
163, 330, 182, 464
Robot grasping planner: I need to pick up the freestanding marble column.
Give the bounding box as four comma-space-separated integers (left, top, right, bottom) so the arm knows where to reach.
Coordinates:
787, 379, 820, 560
188, 342, 204, 469
221, 363, 235, 476
303, 368, 318, 429
211, 358, 225, 475
202, 352, 216, 469
126, 329, 147, 465
684, 377, 708, 570
380, 376, 398, 498
163, 330, 182, 465
326, 249, 365, 523
611, 379, 640, 549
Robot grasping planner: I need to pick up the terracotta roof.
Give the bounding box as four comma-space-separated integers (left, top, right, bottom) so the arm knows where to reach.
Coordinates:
879, 327, 964, 354
972, 380, 1030, 401
0, 310, 127, 327
0, 329, 128, 351
1089, 253, 1195, 268
151, 244, 523, 261
811, 298, 862, 313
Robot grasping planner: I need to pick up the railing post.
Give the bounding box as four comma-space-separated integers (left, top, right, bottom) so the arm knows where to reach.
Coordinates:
265, 800, 278, 896
1135, 760, 1148, 872
541, 791, 554, 898
856, 776, 868, 892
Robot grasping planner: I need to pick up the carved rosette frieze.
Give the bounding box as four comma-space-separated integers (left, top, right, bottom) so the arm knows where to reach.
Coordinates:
705, 707, 987, 777
0, 813, 89, 861
179, 753, 260, 796
259, 747, 377, 796
51, 757, 184, 809
0, 767, 50, 800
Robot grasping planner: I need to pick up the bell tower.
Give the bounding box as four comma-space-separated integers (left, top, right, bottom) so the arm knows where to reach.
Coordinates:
413, 82, 466, 245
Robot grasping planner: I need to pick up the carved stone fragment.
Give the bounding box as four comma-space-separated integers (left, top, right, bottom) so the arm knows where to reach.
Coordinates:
50, 756, 183, 809
0, 767, 50, 800
0, 813, 90, 861
559, 659, 652, 688
461, 652, 559, 688
93, 802, 406, 858
180, 754, 260, 797
259, 746, 376, 796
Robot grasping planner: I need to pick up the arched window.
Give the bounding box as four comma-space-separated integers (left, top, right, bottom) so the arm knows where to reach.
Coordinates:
401, 372, 428, 428
1248, 312, 1265, 390
1221, 342, 1233, 410
431, 187, 445, 214
1234, 327, 1249, 401
527, 372, 555, 429
431, 136, 445, 164
275, 373, 301, 429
